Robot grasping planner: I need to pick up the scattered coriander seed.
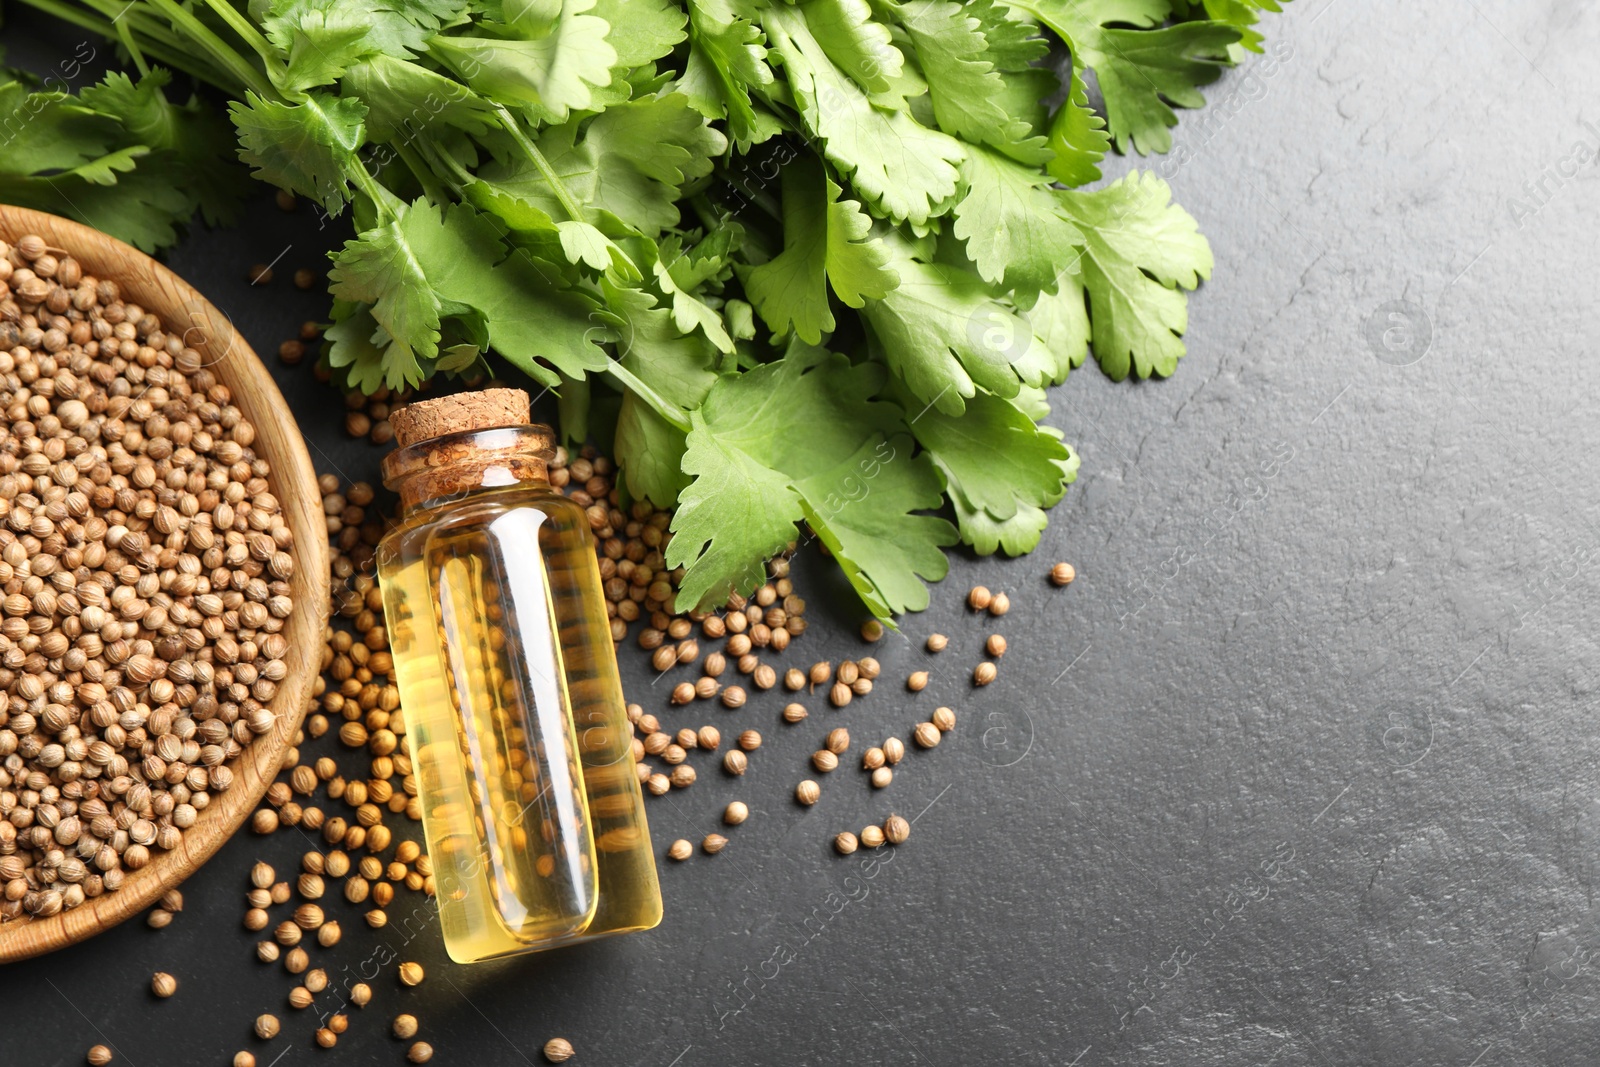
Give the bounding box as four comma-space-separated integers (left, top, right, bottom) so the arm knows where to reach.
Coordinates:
151, 972, 177, 998
252, 809, 280, 834
932, 706, 957, 732
739, 729, 763, 751
783, 703, 809, 724
858, 657, 881, 680
366, 910, 389, 929
256, 942, 281, 964
863, 747, 886, 770
147, 908, 173, 929
860, 825, 886, 849
351, 983, 372, 1008
298, 873, 325, 899
927, 633, 949, 652
544, 1038, 575, 1063
860, 619, 884, 642
988, 592, 1010, 616
968, 586, 992, 611
234, 1053, 256, 1067
161, 890, 184, 913
723, 750, 748, 776
670, 682, 694, 705
753, 664, 777, 689
648, 773, 671, 794
796, 780, 821, 806
394, 1015, 419, 1040
703, 833, 728, 855
87, 1046, 113, 1066
838, 661, 860, 685
883, 737, 906, 764
314, 1028, 337, 1049
974, 662, 997, 686
1051, 562, 1077, 586
408, 1042, 434, 1064
399, 962, 425, 987
251, 862, 276, 889
328, 1015, 349, 1035
305, 969, 329, 994
318, 921, 342, 947
698, 726, 721, 750
914, 722, 942, 749
294, 903, 325, 929
826, 727, 850, 754
884, 814, 911, 844
247, 263, 274, 284
871, 767, 893, 789
724, 801, 749, 825
907, 671, 929, 692
721, 686, 747, 709
834, 832, 859, 855
255, 1014, 281, 1039
809, 661, 832, 686
830, 681, 853, 707
668, 839, 693, 861
986, 634, 1008, 658
785, 668, 806, 690
285, 947, 309, 974
670, 765, 697, 789
812, 750, 839, 773
289, 987, 314, 1010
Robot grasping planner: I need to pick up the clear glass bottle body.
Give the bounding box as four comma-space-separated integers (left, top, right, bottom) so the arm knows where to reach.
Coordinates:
377, 428, 661, 963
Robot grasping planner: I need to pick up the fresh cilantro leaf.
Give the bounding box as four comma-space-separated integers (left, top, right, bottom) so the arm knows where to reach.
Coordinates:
895, 0, 1039, 155
589, 0, 686, 69
325, 301, 413, 392
1027, 274, 1091, 382
327, 204, 442, 375
763, 1, 965, 226
861, 235, 1047, 415
801, 0, 903, 98
1053, 171, 1212, 379
483, 93, 725, 235
430, 0, 617, 125
614, 392, 690, 506
1044, 61, 1109, 187
951, 144, 1082, 299
1016, 0, 1240, 154
230, 90, 366, 214
340, 56, 495, 140
906, 386, 1078, 554
667, 345, 953, 615
744, 154, 897, 343
1174, 0, 1283, 53
680, 0, 783, 148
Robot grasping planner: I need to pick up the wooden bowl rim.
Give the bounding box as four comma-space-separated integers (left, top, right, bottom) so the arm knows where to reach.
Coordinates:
0, 205, 329, 962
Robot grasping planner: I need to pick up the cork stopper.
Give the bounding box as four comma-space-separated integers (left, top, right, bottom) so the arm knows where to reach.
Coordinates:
390, 388, 532, 448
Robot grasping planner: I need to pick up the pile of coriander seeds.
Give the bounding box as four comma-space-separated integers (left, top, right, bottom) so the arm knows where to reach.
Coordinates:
0, 234, 294, 920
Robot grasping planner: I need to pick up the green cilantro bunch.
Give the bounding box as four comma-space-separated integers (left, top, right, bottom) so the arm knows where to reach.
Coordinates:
10, 0, 1291, 616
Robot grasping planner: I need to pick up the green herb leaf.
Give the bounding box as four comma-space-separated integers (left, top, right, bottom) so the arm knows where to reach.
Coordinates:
230, 90, 366, 214
429, 0, 618, 124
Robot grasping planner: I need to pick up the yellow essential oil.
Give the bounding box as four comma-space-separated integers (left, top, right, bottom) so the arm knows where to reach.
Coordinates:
377, 390, 662, 963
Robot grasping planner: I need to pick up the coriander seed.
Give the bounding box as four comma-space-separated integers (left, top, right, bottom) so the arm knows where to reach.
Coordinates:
907, 671, 929, 692
974, 662, 997, 686
256, 942, 280, 964
721, 686, 747, 709
860, 825, 885, 849
884, 815, 911, 844
968, 586, 992, 611
668, 839, 693, 861
858, 657, 881, 680
315, 1028, 337, 1049
863, 747, 886, 770
860, 619, 884, 642
914, 722, 941, 749
988, 592, 1010, 616
927, 633, 949, 652
285, 947, 309, 974
883, 737, 906, 765
352, 983, 372, 1007
697, 726, 721, 750
251, 862, 276, 889
812, 750, 839, 773
796, 780, 821, 806
255, 1014, 281, 1039
399, 961, 425, 987
723, 750, 748, 776
1051, 562, 1076, 586
151, 972, 177, 998
871, 767, 893, 789
235, 1053, 255, 1067
834, 832, 859, 855
703, 834, 728, 855
305, 969, 329, 993
318, 921, 342, 947
830, 681, 852, 707
408, 1043, 434, 1064
809, 661, 832, 686
826, 727, 850, 754
783, 703, 809, 724
544, 1038, 575, 1063
329, 1014, 349, 1035
724, 801, 749, 825
932, 706, 957, 732
147, 909, 173, 929
986, 634, 1007, 658
785, 668, 806, 690
87, 1046, 113, 1066
394, 1015, 419, 1040
739, 729, 763, 751
670, 765, 697, 789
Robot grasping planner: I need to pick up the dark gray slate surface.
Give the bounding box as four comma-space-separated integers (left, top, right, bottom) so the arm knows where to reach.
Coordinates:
5, 1, 1600, 1064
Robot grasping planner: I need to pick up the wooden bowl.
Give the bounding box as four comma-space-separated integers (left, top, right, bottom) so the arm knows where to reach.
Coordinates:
0, 206, 328, 961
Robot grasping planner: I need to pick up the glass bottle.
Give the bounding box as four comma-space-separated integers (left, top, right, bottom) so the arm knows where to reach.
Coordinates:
376, 389, 661, 963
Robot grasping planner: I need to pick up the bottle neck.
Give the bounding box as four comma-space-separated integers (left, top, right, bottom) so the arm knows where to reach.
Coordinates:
382, 425, 553, 514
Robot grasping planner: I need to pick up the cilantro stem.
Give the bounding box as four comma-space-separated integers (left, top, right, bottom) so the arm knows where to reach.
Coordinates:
492, 105, 585, 224
142, 0, 272, 98
392, 141, 449, 207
